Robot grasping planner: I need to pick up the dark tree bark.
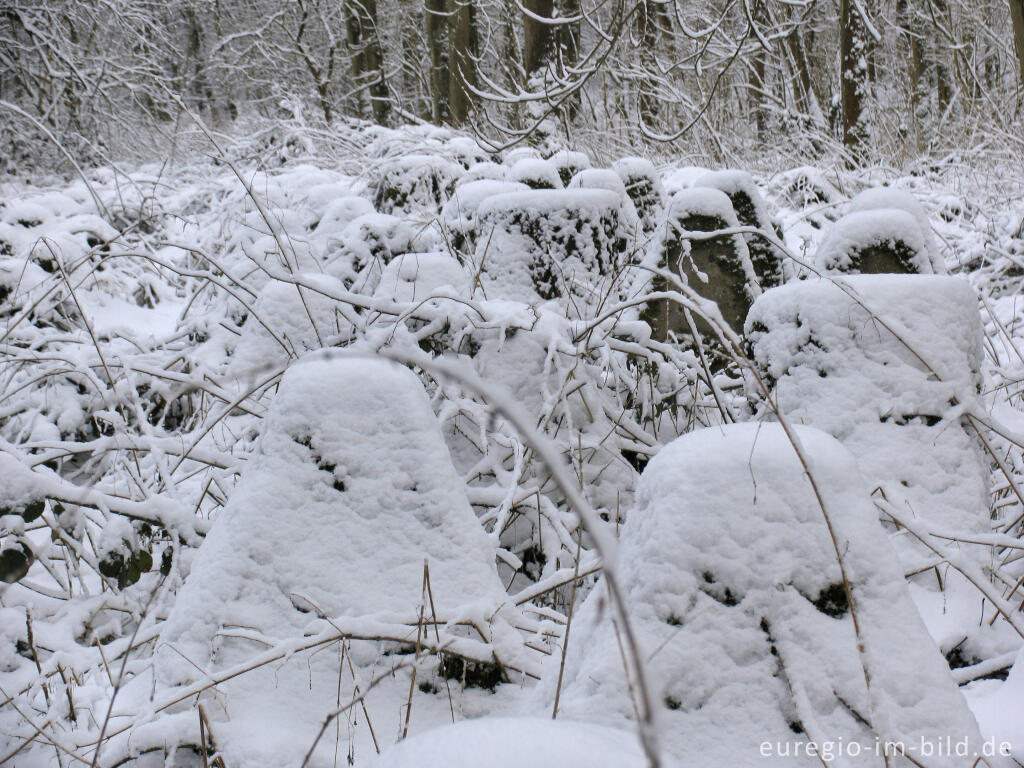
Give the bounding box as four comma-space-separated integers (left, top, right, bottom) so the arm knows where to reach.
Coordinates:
1012, 0, 1024, 86
523, 0, 555, 78
840, 0, 868, 160
345, 0, 390, 125
426, 0, 450, 124
448, 0, 478, 126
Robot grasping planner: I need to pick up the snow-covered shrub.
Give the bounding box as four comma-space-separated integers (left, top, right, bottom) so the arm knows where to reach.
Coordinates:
509, 158, 563, 190
549, 150, 591, 187
612, 157, 664, 234
694, 169, 784, 289
815, 209, 933, 275
221, 206, 320, 290
473, 189, 626, 303
373, 154, 464, 215
541, 423, 986, 766
440, 179, 529, 255
0, 257, 49, 314
154, 355, 527, 765
641, 188, 757, 343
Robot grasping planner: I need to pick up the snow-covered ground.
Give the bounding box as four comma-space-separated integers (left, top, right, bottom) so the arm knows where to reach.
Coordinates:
2, 124, 1024, 767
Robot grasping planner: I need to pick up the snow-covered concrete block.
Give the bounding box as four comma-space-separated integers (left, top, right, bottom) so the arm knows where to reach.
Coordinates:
445, 136, 490, 169
373, 154, 464, 215
612, 157, 664, 234
326, 212, 433, 291
815, 209, 934, 276
746, 274, 986, 537
157, 356, 522, 764
373, 251, 468, 303
771, 165, 842, 211
459, 161, 509, 184
440, 179, 529, 255
694, 169, 784, 289
568, 169, 642, 237
544, 423, 985, 767
509, 158, 563, 190
642, 187, 758, 341
230, 275, 353, 375
848, 187, 943, 273
474, 189, 626, 303
745, 275, 1015, 667
313, 195, 375, 235
550, 150, 591, 187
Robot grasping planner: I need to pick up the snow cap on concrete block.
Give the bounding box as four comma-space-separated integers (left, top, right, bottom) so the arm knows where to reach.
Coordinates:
440, 179, 530, 253
848, 186, 943, 273
550, 150, 592, 186
314, 195, 375, 235
509, 158, 563, 190
815, 209, 932, 275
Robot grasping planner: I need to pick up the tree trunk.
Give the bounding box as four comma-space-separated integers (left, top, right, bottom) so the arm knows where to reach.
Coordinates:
346, 0, 390, 125
426, 0, 450, 124
1012, 0, 1024, 86
448, 0, 477, 126
840, 0, 868, 160
749, 0, 769, 140
523, 0, 555, 78
637, 0, 667, 125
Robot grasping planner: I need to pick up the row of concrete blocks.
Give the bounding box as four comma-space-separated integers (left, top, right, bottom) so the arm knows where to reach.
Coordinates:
140, 266, 997, 766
